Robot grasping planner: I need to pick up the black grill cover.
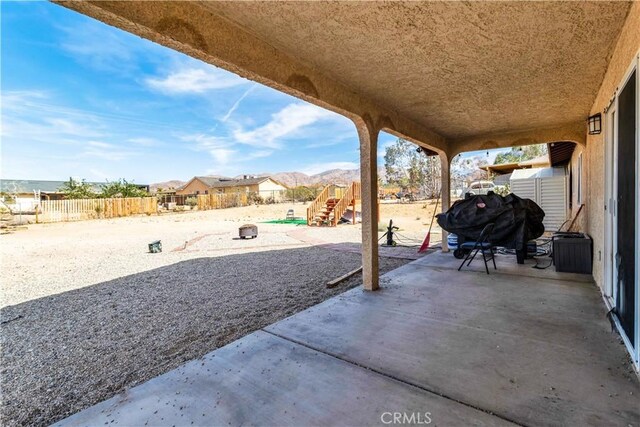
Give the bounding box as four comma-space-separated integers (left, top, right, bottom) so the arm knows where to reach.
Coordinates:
436, 193, 545, 250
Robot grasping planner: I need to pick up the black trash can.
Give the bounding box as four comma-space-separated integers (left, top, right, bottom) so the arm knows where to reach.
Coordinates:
552, 233, 592, 274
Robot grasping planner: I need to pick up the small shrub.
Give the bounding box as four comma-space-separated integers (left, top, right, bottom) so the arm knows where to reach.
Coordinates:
185, 197, 198, 208
0, 192, 16, 204
248, 192, 263, 205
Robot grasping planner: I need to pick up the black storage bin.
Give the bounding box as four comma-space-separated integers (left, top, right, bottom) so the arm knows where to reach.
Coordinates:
552, 233, 592, 274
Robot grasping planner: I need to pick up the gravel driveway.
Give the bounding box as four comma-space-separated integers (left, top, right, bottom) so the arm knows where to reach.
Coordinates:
0, 247, 408, 426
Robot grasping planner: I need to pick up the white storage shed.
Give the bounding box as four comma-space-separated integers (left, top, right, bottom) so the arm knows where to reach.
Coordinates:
510, 167, 568, 232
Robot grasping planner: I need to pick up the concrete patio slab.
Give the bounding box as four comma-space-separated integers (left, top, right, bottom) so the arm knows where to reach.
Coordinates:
55, 331, 511, 427
54, 252, 639, 427
415, 250, 594, 283
266, 260, 639, 426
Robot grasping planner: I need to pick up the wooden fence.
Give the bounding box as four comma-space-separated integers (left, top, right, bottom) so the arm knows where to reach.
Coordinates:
196, 193, 249, 210
38, 197, 158, 223
36, 193, 252, 223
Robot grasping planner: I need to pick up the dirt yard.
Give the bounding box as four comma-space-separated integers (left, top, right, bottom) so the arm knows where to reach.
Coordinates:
0, 201, 439, 426
0, 200, 441, 307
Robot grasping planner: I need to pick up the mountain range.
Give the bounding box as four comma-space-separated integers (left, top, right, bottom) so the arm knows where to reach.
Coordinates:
150, 168, 387, 191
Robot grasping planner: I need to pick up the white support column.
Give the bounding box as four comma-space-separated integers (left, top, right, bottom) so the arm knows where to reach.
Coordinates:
440, 153, 451, 252
356, 119, 380, 291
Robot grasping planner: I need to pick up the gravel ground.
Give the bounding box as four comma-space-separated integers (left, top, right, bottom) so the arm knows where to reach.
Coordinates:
0, 205, 432, 426
0, 247, 408, 426
0, 202, 439, 308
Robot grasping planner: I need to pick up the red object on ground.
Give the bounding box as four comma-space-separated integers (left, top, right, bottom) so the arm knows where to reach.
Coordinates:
418, 233, 431, 253
419, 192, 441, 253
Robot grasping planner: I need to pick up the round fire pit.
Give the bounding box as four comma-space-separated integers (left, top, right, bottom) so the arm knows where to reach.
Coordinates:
239, 224, 258, 239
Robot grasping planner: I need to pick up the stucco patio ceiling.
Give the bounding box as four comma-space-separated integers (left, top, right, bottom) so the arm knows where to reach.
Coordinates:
202, 2, 629, 139
59, 1, 631, 149
203, 2, 629, 138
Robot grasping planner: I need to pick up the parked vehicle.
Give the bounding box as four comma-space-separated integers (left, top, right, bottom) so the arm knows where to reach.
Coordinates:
462, 181, 495, 196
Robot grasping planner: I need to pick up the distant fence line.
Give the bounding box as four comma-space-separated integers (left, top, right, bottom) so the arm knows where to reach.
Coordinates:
38, 197, 157, 223
196, 193, 249, 210
35, 192, 257, 223
158, 190, 286, 207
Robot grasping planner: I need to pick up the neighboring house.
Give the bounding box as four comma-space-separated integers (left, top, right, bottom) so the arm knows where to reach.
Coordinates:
480, 153, 551, 182
1, 179, 102, 212
1, 179, 102, 201
176, 176, 288, 201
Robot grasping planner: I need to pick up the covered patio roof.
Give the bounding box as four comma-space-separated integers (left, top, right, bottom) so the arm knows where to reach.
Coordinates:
548, 141, 579, 166
57, 1, 631, 155
481, 154, 551, 176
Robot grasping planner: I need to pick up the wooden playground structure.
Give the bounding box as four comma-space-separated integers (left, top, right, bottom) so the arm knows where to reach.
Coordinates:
306, 182, 362, 226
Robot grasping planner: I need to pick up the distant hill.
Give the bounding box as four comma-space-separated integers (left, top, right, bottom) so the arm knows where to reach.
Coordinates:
272, 167, 387, 187
257, 172, 304, 187
151, 168, 388, 190
149, 180, 186, 192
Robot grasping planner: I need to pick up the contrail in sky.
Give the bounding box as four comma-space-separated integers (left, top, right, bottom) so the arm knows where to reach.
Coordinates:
221, 84, 257, 122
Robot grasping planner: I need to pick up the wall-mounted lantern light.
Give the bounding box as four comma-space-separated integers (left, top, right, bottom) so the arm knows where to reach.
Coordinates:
587, 113, 602, 135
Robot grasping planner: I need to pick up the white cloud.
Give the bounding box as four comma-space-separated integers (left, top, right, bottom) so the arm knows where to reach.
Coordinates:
88, 168, 114, 182
248, 150, 273, 159
2, 91, 107, 143
181, 102, 339, 157
59, 22, 138, 74
181, 133, 275, 176
43, 118, 104, 138
127, 137, 161, 147
2, 114, 104, 144
146, 66, 248, 94
232, 103, 335, 149
300, 161, 359, 176
208, 148, 236, 164
80, 141, 139, 161
306, 130, 354, 149
181, 133, 227, 150
180, 133, 235, 164
1, 90, 48, 104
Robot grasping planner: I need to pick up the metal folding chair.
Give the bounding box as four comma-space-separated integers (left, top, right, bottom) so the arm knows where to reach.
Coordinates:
458, 223, 497, 274
286, 209, 295, 220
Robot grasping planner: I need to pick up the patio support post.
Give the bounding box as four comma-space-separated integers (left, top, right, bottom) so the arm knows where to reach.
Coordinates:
440, 153, 450, 252
356, 117, 380, 291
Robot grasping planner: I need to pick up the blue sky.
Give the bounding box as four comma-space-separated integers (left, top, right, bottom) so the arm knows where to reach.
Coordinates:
1, 1, 406, 183
1, 2, 503, 185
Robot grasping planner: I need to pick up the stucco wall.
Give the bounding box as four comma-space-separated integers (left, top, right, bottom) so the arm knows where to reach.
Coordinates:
258, 179, 287, 193
259, 180, 287, 201
586, 1, 640, 290
220, 184, 257, 194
